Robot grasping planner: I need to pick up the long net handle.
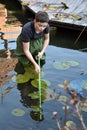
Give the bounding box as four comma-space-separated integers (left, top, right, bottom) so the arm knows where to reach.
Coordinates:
38, 56, 42, 119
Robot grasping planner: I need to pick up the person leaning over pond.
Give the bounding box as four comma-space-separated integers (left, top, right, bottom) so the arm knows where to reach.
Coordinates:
16, 11, 50, 73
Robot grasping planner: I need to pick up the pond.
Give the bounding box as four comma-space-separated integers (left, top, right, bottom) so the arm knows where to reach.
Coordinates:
0, 0, 87, 130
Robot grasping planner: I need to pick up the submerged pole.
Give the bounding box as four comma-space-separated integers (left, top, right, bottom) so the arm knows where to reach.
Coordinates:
38, 55, 42, 120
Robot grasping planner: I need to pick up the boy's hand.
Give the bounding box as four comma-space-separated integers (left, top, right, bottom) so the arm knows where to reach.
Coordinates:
38, 52, 43, 59
34, 63, 40, 73
35, 52, 43, 60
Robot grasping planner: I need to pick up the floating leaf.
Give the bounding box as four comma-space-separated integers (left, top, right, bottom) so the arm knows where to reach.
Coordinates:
28, 92, 39, 99
44, 88, 55, 101
66, 121, 76, 129
53, 61, 70, 70
42, 79, 51, 87
31, 79, 51, 88
31, 105, 41, 112
24, 66, 38, 79
28, 87, 56, 101
65, 60, 79, 67
53, 60, 79, 70
11, 108, 25, 116
58, 95, 68, 102
28, 89, 46, 100
12, 72, 30, 83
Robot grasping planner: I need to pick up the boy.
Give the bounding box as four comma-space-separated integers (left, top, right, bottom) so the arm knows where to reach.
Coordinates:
16, 11, 50, 73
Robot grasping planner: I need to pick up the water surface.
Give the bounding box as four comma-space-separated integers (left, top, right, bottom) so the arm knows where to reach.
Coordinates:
0, 0, 87, 130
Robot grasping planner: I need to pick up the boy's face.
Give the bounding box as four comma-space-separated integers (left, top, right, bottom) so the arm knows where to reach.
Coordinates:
34, 19, 48, 33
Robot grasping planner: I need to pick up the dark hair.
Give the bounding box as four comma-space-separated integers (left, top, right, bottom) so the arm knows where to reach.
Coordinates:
35, 11, 49, 23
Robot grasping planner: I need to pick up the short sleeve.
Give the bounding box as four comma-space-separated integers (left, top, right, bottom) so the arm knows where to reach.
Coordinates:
21, 28, 30, 42
44, 24, 50, 34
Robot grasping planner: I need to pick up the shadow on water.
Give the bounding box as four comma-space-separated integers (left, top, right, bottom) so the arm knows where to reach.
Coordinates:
50, 27, 87, 51
0, 0, 87, 130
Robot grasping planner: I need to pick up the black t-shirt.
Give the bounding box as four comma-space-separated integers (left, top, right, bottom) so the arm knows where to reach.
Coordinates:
21, 21, 50, 42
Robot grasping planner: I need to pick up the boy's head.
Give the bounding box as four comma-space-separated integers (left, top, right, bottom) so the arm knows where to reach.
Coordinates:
34, 11, 49, 32
35, 11, 49, 23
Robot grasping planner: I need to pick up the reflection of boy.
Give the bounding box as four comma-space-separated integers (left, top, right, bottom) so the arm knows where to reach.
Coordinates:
30, 110, 44, 121
17, 84, 44, 121
16, 11, 50, 73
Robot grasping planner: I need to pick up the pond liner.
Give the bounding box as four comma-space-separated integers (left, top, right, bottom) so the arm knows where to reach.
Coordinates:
17, 0, 87, 31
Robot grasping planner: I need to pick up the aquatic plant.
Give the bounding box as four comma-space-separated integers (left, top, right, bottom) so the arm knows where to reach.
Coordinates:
12, 72, 31, 83
31, 79, 51, 88
52, 75, 87, 130
11, 108, 25, 116
53, 60, 79, 70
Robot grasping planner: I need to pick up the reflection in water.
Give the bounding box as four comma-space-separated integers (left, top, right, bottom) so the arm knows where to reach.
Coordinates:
50, 27, 87, 51
0, 58, 17, 104
0, 0, 34, 58
17, 81, 44, 121
0, 0, 87, 129
0, 58, 18, 85
14, 61, 46, 121
0, 2, 22, 58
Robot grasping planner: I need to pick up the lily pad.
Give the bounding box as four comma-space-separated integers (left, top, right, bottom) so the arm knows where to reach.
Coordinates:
31, 79, 51, 88
28, 87, 56, 101
31, 105, 41, 112
53, 60, 79, 70
24, 66, 38, 79
12, 72, 30, 83
28, 89, 46, 100
66, 121, 76, 129
65, 60, 79, 67
53, 61, 70, 70
44, 88, 55, 101
11, 108, 25, 116
58, 95, 68, 102
28, 92, 39, 99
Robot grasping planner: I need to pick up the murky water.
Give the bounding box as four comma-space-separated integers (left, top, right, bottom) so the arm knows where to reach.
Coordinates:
0, 0, 87, 130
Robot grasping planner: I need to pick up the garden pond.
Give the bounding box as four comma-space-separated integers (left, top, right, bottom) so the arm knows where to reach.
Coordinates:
0, 0, 87, 130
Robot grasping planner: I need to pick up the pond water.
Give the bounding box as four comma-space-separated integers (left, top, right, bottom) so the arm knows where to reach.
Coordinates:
0, 0, 87, 130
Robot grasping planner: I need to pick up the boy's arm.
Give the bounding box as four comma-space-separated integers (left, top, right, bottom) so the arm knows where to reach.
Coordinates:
38, 33, 50, 58
23, 42, 40, 73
